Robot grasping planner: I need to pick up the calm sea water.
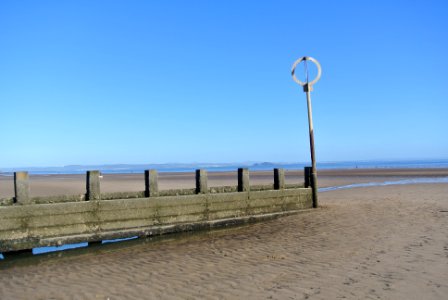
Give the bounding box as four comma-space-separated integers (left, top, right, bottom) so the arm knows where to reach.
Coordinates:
1, 159, 448, 176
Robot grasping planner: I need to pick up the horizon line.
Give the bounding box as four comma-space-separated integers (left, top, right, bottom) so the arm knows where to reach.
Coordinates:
1, 158, 448, 171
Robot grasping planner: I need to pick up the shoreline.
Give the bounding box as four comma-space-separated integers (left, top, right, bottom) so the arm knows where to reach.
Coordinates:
1, 168, 448, 198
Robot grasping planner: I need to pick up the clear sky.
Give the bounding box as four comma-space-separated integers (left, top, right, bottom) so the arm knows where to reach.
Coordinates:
1, 0, 447, 168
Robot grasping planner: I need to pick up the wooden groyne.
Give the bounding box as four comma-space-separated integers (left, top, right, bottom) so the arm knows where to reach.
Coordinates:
0, 168, 314, 254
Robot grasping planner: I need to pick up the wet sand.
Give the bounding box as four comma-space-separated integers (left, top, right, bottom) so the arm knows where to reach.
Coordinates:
1, 169, 447, 299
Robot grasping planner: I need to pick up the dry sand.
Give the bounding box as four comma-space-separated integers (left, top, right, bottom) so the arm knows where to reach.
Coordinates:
0, 169, 447, 299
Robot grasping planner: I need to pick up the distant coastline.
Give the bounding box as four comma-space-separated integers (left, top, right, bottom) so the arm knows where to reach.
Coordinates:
1, 159, 448, 175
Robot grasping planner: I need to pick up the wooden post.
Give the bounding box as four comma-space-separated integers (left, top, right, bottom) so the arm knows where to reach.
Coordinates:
86, 171, 101, 200
304, 166, 317, 208
10, 172, 33, 254
14, 171, 30, 204
145, 170, 159, 197
238, 168, 250, 192
195, 169, 208, 194
8, 171, 33, 254
304, 167, 312, 188
86, 170, 101, 245
274, 168, 285, 190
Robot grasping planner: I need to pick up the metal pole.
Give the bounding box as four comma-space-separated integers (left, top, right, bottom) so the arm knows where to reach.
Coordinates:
291, 56, 321, 208
305, 84, 318, 207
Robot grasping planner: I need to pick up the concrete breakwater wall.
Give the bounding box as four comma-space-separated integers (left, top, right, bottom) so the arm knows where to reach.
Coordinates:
0, 168, 313, 254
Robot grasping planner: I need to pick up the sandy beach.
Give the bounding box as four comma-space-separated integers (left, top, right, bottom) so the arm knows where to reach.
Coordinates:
0, 169, 447, 299
1, 168, 447, 198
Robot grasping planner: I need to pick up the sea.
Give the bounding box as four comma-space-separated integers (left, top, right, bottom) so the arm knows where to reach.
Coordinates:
1, 159, 448, 176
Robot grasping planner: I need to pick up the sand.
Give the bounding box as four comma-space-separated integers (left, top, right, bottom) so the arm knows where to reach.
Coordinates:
1, 168, 447, 198
0, 169, 447, 299
0, 171, 293, 198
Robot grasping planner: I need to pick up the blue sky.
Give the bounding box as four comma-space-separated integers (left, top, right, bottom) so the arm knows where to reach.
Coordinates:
1, 0, 447, 168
